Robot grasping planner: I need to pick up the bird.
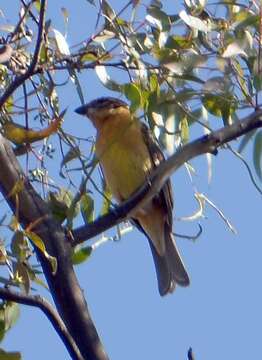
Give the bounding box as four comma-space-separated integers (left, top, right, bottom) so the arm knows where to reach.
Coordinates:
75, 97, 189, 296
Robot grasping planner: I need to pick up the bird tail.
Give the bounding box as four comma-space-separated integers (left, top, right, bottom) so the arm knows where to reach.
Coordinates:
148, 226, 189, 296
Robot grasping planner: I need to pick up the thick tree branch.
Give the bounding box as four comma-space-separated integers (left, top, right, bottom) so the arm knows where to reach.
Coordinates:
0, 137, 109, 360
71, 109, 262, 246
0, 287, 83, 360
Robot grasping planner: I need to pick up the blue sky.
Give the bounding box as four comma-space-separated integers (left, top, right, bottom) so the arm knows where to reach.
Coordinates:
1, 1, 262, 359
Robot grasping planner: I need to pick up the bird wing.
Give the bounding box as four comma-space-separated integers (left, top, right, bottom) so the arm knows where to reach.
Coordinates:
140, 122, 174, 227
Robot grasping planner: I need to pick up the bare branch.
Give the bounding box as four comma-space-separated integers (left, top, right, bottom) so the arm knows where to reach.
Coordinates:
0, 287, 84, 360
71, 109, 262, 246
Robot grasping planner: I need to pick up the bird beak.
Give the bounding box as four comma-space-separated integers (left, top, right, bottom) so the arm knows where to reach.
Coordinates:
75, 104, 88, 115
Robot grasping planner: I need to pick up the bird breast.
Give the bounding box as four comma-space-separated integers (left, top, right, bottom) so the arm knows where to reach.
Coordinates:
95, 119, 152, 202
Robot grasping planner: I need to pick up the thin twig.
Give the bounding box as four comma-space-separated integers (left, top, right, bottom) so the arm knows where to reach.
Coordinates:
0, 0, 46, 109
227, 144, 262, 195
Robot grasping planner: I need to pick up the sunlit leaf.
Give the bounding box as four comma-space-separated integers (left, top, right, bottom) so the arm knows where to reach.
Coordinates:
202, 77, 237, 120
80, 194, 94, 224
163, 110, 176, 155
2, 115, 63, 145
234, 14, 259, 32
100, 184, 112, 216
8, 179, 24, 198
123, 83, 142, 112
0, 25, 15, 33
164, 51, 206, 75
4, 302, 20, 331
202, 94, 236, 119
101, 0, 116, 20
93, 30, 116, 43
52, 29, 70, 56
61, 7, 69, 27
11, 231, 27, 261
222, 40, 247, 58
166, 35, 193, 50
149, 73, 159, 92
146, 6, 171, 32
72, 245, 92, 265
179, 10, 210, 32
60, 147, 81, 171
34, 0, 41, 12
48, 188, 74, 223
179, 117, 189, 144
14, 262, 30, 294
25, 231, 57, 274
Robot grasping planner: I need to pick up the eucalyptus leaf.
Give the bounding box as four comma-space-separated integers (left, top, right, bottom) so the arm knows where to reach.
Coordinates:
95, 65, 121, 91
81, 193, 94, 224
72, 245, 92, 265
253, 130, 262, 180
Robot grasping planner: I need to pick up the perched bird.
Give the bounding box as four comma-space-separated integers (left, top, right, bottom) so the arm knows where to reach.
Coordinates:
75, 97, 189, 295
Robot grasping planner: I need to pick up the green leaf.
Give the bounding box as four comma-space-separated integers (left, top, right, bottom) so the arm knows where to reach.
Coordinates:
27, 266, 49, 290
235, 14, 259, 32
0, 349, 21, 360
4, 302, 20, 331
149, 73, 159, 92
48, 189, 74, 223
14, 263, 30, 294
80, 194, 94, 224
72, 245, 92, 265
11, 231, 27, 261
179, 116, 189, 143
101, 0, 116, 20
253, 74, 262, 92
147, 6, 171, 32
163, 51, 207, 75
34, 0, 41, 12
165, 35, 193, 50
25, 231, 57, 274
0, 319, 5, 342
60, 147, 81, 174
202, 93, 237, 120
123, 83, 142, 112
253, 130, 262, 180
100, 183, 112, 216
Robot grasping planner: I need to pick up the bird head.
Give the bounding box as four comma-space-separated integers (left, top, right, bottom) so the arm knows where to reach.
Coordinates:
75, 97, 130, 129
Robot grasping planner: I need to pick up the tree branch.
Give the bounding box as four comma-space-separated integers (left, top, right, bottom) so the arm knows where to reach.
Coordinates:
188, 347, 196, 360
0, 287, 83, 360
71, 109, 262, 246
0, 139, 109, 360
0, 0, 46, 109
